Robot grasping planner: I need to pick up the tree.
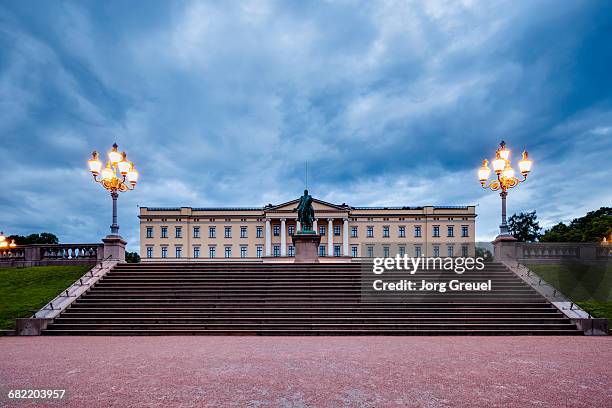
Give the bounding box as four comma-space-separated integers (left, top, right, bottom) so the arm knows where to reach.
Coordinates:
475, 247, 493, 262
540, 207, 612, 242
508, 211, 541, 242
7, 232, 59, 245
126, 251, 141, 263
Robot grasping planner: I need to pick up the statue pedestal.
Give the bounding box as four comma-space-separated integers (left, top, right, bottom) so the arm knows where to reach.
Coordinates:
292, 232, 321, 263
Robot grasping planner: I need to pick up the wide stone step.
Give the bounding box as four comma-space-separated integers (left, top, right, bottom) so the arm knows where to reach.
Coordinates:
47, 322, 579, 330
54, 317, 570, 325
43, 328, 582, 336
61, 311, 563, 318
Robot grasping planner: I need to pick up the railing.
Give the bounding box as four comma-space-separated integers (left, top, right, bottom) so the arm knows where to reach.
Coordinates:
495, 240, 611, 263
520, 243, 580, 259
0, 248, 25, 261
0, 243, 104, 267
39, 244, 101, 260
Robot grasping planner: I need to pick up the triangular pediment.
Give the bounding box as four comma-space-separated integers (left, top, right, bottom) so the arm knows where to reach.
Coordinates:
265, 198, 348, 212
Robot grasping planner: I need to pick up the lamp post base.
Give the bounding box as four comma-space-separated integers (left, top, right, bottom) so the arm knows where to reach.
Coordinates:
102, 235, 127, 263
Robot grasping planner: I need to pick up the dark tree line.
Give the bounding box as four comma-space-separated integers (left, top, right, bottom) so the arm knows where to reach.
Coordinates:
507, 207, 611, 242
7, 232, 59, 245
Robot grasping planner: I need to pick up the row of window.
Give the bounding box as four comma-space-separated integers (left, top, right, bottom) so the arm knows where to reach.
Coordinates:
146, 244, 470, 259
147, 245, 282, 259
146, 225, 471, 239
147, 226, 264, 239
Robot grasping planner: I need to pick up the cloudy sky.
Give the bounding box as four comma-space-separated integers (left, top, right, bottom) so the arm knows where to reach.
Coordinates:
1, 0, 611, 251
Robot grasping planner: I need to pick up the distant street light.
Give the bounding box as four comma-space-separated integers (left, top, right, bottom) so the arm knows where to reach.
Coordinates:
0, 231, 17, 249
88, 143, 139, 236
478, 140, 533, 239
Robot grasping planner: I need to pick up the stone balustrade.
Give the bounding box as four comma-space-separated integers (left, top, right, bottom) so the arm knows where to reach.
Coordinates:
494, 240, 612, 264
0, 243, 104, 267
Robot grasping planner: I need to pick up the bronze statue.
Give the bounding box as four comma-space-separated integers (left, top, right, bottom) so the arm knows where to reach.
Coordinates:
296, 189, 315, 232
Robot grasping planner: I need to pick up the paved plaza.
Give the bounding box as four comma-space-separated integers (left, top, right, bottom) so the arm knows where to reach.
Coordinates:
1, 336, 610, 407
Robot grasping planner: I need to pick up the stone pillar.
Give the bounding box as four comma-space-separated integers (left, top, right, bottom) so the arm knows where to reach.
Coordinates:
280, 218, 287, 256
265, 218, 271, 256
313, 219, 318, 233
328, 218, 334, 256
102, 235, 126, 263
296, 219, 301, 233
343, 218, 349, 256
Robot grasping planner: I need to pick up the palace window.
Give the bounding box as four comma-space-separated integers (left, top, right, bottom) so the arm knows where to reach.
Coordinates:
334, 225, 341, 236
273, 245, 280, 257
367, 226, 374, 238
447, 226, 454, 237
209, 227, 216, 238
225, 246, 232, 258
193, 227, 200, 238
146, 227, 153, 238
351, 226, 358, 238
461, 226, 469, 237
367, 246, 374, 258
256, 246, 263, 258
273, 225, 280, 236
225, 227, 232, 238
175, 246, 182, 258
146, 247, 153, 258
415, 246, 422, 257
161, 227, 168, 238
288, 245, 295, 257
398, 226, 406, 238
462, 245, 469, 257
193, 246, 200, 258
209, 246, 216, 258
319, 246, 326, 257
256, 227, 263, 238
175, 227, 182, 239
161, 247, 168, 258
399, 246, 405, 256
288, 225, 295, 236
240, 226, 247, 238
383, 246, 389, 257
433, 226, 440, 237
351, 246, 358, 258
383, 226, 390, 238
414, 226, 422, 238
433, 245, 440, 257
334, 245, 341, 257
447, 245, 454, 257
240, 246, 247, 258
319, 226, 326, 236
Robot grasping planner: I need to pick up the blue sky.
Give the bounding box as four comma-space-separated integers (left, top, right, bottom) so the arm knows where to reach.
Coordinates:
1, 0, 611, 251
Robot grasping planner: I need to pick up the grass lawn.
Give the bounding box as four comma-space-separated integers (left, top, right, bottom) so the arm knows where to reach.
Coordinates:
0, 265, 92, 330
527, 263, 612, 321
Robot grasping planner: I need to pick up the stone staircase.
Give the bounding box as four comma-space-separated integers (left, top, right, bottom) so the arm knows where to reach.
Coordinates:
43, 262, 582, 335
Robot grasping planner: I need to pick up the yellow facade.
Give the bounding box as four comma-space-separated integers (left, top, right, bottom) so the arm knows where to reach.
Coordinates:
139, 198, 476, 261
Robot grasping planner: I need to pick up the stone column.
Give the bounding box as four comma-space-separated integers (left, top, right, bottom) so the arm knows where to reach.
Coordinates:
313, 218, 318, 233
265, 218, 271, 256
280, 218, 287, 256
296, 219, 301, 233
343, 218, 349, 256
328, 218, 334, 256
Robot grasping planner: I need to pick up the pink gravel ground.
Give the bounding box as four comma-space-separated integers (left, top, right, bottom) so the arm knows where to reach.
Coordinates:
0, 336, 611, 407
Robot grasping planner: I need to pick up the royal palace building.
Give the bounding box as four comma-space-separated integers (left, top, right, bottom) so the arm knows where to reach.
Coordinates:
139, 198, 476, 262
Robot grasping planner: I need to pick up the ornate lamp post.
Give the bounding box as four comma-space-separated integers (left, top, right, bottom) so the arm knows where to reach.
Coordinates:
478, 140, 533, 240
87, 143, 139, 237
0, 232, 17, 249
